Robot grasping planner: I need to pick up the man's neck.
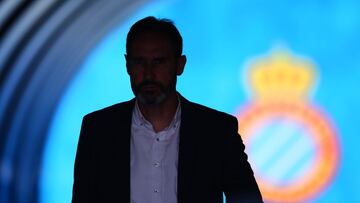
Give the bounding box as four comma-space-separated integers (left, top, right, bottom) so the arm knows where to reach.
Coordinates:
138, 92, 179, 133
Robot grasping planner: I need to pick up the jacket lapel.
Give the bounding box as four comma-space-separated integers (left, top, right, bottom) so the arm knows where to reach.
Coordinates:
109, 99, 135, 202
177, 95, 199, 203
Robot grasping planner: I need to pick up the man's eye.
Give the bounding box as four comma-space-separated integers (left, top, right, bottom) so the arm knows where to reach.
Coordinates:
152, 58, 166, 64
132, 58, 144, 65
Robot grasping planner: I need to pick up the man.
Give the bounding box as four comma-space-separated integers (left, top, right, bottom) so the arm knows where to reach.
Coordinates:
72, 16, 263, 203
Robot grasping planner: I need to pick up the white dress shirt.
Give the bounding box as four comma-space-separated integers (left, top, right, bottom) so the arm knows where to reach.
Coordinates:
130, 101, 181, 203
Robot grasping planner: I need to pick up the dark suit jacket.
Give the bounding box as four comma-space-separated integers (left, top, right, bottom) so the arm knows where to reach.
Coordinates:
72, 95, 263, 203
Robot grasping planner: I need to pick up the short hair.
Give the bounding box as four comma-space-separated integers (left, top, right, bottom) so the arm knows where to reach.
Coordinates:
126, 16, 183, 57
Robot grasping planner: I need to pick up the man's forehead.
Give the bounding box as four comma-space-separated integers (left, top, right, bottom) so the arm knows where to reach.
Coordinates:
131, 32, 172, 46
128, 32, 174, 56
134, 31, 170, 40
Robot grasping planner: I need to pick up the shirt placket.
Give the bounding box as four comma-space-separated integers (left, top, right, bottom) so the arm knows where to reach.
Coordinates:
151, 132, 165, 203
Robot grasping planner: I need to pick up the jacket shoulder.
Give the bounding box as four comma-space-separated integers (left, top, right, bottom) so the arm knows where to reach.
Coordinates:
183, 100, 237, 124
83, 99, 134, 121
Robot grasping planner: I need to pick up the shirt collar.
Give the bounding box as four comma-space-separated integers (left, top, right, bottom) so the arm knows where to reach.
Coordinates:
132, 97, 182, 133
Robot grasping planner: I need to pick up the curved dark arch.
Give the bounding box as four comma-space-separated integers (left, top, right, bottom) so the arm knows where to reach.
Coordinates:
0, 1, 148, 202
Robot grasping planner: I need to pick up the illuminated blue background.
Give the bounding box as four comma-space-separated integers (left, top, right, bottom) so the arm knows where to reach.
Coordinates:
40, 0, 360, 202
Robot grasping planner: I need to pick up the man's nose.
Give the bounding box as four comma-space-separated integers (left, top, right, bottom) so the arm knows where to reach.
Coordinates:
143, 61, 155, 79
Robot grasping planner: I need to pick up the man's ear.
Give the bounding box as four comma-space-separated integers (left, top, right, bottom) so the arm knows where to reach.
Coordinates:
176, 55, 186, 76
124, 54, 130, 74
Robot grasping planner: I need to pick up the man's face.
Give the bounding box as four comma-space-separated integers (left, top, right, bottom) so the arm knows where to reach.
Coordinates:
126, 32, 186, 105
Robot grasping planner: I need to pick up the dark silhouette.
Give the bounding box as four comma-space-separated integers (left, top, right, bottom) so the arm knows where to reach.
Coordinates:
72, 16, 263, 203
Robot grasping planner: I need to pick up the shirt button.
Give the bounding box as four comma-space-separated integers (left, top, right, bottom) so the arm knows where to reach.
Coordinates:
154, 189, 159, 193
156, 138, 160, 141
154, 162, 160, 167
